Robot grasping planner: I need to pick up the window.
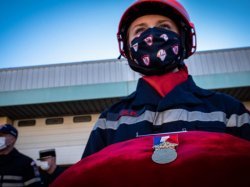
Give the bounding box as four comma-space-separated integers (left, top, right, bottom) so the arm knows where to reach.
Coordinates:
46, 118, 63, 125
18, 120, 36, 127
73, 115, 92, 123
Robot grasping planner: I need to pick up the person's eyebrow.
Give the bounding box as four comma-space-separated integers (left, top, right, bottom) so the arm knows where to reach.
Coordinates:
131, 19, 173, 30
130, 23, 147, 31
157, 19, 173, 24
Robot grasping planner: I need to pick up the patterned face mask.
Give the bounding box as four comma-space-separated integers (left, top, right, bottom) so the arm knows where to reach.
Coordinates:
129, 27, 183, 75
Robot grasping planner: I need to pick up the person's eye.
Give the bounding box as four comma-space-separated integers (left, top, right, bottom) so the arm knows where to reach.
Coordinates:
134, 27, 146, 36
159, 23, 171, 30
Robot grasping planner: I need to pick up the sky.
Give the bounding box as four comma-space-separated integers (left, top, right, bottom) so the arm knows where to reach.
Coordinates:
0, 0, 249, 69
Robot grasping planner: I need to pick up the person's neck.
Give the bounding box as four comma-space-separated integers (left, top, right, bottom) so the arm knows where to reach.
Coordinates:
0, 146, 14, 155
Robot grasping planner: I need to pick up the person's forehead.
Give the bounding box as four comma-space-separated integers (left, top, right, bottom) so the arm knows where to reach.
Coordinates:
40, 156, 54, 161
130, 14, 175, 27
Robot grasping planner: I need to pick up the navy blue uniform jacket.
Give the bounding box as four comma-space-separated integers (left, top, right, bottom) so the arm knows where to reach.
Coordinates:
82, 76, 250, 158
0, 148, 42, 186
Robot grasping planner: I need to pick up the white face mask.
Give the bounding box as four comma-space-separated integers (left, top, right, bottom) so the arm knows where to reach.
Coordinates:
40, 161, 50, 171
0, 137, 7, 150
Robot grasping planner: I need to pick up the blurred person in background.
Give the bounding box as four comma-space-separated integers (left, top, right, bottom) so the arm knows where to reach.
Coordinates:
38, 149, 65, 186
0, 124, 42, 186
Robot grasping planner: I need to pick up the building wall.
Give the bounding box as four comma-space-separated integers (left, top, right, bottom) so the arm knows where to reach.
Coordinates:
0, 117, 12, 124
244, 101, 250, 111
14, 114, 98, 165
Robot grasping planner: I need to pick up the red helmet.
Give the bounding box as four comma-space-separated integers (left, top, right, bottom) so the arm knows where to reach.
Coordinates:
117, 0, 196, 59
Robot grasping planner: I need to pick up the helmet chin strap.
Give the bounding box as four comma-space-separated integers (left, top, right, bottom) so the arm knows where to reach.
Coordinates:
117, 54, 122, 60
179, 21, 188, 60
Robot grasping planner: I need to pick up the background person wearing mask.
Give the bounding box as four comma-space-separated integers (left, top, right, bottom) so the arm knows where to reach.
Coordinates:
0, 124, 42, 186
38, 149, 65, 186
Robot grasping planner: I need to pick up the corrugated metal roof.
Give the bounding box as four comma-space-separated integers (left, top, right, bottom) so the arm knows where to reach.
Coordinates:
1, 47, 249, 92
186, 47, 250, 75
0, 47, 249, 120
0, 59, 137, 91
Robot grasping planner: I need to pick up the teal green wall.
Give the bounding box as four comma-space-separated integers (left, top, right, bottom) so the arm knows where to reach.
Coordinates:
193, 71, 250, 89
0, 71, 249, 107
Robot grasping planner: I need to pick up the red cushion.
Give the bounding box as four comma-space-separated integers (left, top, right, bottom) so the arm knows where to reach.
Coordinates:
51, 131, 250, 187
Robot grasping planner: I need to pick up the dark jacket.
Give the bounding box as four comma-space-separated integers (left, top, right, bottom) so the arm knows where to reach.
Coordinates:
82, 76, 250, 158
0, 148, 42, 186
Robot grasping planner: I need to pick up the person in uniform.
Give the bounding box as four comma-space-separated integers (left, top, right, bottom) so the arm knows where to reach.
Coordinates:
0, 124, 42, 186
82, 0, 250, 159
38, 149, 65, 187
49, 1, 250, 186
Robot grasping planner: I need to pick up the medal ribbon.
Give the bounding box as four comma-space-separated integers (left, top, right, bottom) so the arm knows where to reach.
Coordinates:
153, 134, 179, 150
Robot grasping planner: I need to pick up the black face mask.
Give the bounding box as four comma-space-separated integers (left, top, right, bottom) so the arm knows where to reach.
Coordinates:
128, 27, 184, 75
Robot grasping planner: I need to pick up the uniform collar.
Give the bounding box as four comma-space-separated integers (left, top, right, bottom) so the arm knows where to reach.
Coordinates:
142, 67, 188, 97
130, 76, 214, 109
125, 78, 162, 107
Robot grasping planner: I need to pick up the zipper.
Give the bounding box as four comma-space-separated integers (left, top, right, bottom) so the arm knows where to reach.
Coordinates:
136, 129, 187, 138
152, 111, 160, 126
